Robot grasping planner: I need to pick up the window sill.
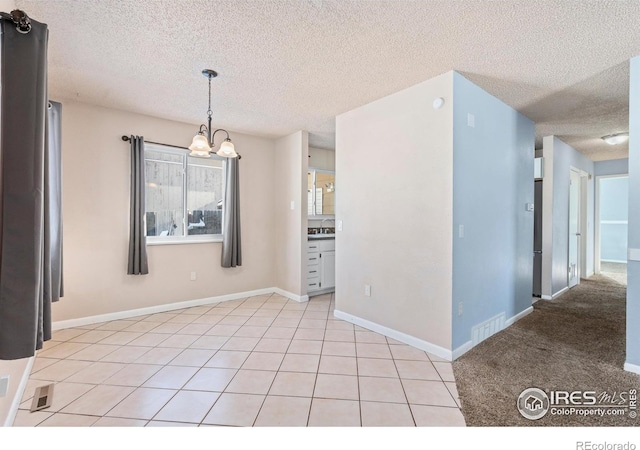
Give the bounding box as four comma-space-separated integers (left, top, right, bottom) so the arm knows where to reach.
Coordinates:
147, 236, 223, 246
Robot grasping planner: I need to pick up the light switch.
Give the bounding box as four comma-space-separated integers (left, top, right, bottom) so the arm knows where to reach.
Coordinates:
290, 201, 295, 210
459, 225, 464, 238
467, 113, 475, 128
337, 220, 343, 232
526, 203, 534, 212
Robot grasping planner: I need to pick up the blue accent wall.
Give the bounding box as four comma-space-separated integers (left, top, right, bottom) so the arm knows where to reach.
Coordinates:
627, 56, 640, 367
451, 72, 535, 350
549, 137, 595, 294
595, 158, 628, 176
599, 177, 628, 263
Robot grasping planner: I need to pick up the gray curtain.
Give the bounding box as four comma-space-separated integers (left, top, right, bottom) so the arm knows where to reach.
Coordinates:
0, 14, 63, 360
221, 157, 242, 267
127, 136, 148, 275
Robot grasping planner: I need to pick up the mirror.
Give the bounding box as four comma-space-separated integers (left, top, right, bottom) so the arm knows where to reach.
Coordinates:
308, 168, 335, 216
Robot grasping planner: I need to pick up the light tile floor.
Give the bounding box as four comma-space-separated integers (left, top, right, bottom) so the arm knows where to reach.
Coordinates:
13, 293, 465, 427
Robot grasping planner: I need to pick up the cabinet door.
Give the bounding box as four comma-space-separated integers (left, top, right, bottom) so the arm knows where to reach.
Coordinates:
320, 251, 336, 289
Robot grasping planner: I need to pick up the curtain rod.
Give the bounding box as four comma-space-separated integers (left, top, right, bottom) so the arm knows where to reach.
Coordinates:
121, 135, 241, 159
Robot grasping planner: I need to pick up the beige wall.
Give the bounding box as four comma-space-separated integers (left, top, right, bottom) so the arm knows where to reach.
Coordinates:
53, 101, 276, 321
335, 72, 454, 350
309, 147, 335, 171
275, 131, 309, 297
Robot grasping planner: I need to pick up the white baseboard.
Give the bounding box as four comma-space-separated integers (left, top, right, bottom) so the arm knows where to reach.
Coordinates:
273, 288, 309, 303
505, 306, 534, 327
552, 286, 570, 299
624, 362, 640, 375
451, 306, 533, 360
4, 356, 35, 427
53, 287, 276, 330
541, 286, 570, 301
452, 341, 473, 360
333, 309, 452, 361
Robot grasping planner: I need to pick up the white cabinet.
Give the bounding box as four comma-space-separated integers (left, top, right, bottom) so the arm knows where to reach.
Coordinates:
307, 239, 335, 294
320, 250, 335, 289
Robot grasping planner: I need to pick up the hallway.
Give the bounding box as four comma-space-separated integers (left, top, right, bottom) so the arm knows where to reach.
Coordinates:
600, 261, 627, 286
453, 274, 639, 426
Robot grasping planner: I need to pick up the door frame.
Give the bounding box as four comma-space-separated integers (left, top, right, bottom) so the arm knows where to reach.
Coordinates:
568, 167, 589, 287
595, 173, 629, 274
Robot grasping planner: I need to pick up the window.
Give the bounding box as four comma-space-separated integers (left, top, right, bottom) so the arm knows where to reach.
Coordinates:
144, 143, 224, 243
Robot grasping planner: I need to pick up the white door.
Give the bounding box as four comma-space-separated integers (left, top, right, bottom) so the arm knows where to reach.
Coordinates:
568, 170, 581, 288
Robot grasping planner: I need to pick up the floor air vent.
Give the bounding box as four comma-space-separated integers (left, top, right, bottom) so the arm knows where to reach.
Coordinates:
471, 313, 506, 346
30, 383, 54, 412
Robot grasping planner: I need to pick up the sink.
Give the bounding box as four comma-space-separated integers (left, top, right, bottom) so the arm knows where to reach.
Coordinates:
309, 233, 335, 240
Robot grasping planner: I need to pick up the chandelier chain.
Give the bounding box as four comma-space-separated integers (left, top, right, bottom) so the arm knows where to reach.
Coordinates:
207, 75, 213, 118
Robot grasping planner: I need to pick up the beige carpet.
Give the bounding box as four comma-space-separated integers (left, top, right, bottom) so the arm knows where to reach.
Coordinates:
452, 275, 640, 426
600, 261, 627, 286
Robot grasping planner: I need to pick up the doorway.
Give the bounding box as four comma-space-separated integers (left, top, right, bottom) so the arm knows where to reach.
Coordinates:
568, 168, 589, 289
568, 170, 581, 288
596, 175, 628, 285
533, 179, 543, 297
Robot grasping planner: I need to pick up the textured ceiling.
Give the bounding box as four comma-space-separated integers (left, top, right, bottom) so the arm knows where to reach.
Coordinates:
14, 0, 640, 160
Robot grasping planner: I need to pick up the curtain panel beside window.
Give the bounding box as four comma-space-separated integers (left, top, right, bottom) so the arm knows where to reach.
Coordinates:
0, 15, 64, 360
127, 135, 149, 275
221, 156, 241, 268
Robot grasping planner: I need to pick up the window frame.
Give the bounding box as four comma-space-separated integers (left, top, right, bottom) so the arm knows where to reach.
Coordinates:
144, 143, 226, 246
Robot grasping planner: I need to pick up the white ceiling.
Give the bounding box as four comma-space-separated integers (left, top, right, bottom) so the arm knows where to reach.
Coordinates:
14, 0, 640, 160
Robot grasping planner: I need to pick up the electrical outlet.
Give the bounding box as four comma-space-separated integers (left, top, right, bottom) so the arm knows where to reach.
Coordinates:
0, 375, 9, 398
190, 271, 197, 281
458, 302, 463, 316
364, 285, 371, 297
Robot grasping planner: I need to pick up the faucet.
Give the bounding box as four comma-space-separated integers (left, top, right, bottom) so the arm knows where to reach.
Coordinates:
320, 218, 335, 234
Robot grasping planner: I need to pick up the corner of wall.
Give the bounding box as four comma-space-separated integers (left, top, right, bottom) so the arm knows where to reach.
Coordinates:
451, 74, 535, 350
0, 357, 34, 427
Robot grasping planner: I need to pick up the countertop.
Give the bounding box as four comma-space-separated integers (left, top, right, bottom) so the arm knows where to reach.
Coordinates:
308, 234, 335, 240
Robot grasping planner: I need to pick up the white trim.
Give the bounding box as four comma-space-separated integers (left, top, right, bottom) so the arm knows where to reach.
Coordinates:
333, 309, 452, 361
600, 220, 629, 225
504, 306, 534, 328
147, 236, 223, 246
624, 362, 640, 375
52, 287, 275, 330
4, 356, 34, 427
601, 259, 628, 264
452, 341, 473, 360
541, 286, 570, 301
452, 307, 534, 360
273, 288, 309, 303
629, 248, 640, 262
